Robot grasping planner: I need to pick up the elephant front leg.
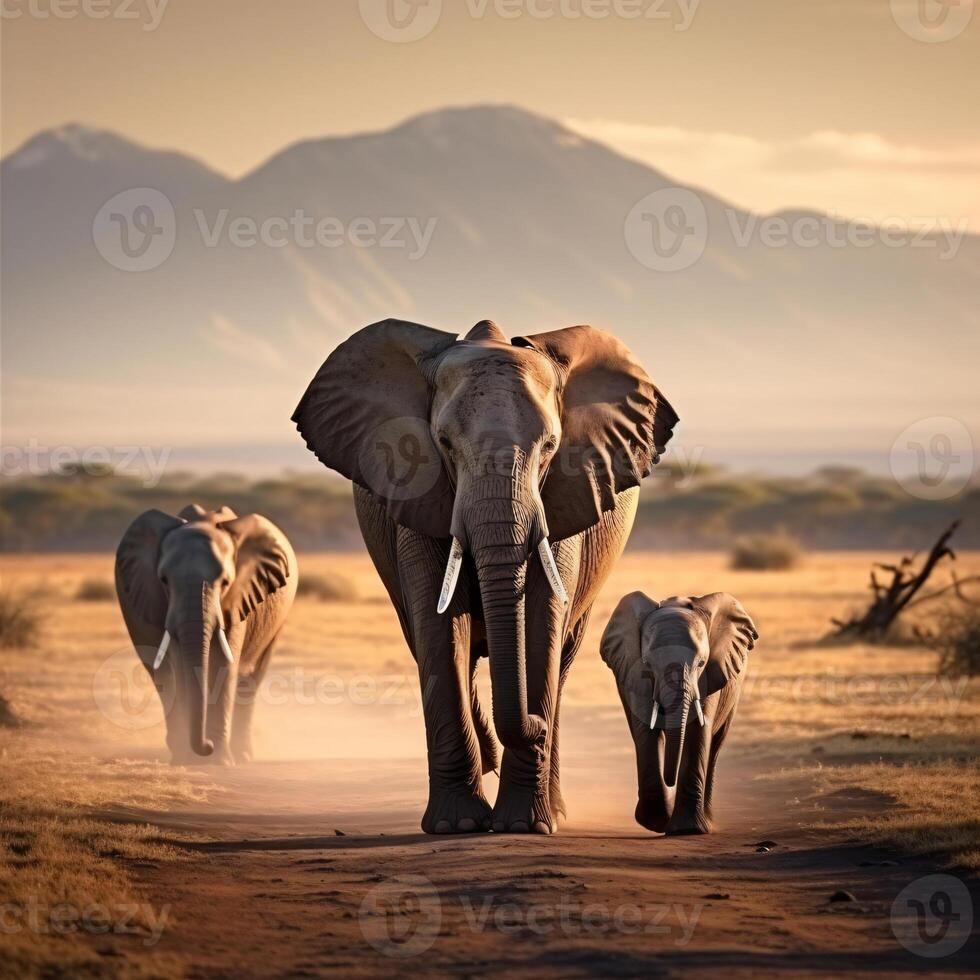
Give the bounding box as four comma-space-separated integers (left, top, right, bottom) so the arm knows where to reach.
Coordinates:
492, 571, 563, 835
204, 660, 237, 766
665, 712, 713, 836
402, 532, 491, 835
230, 639, 276, 764
417, 613, 492, 833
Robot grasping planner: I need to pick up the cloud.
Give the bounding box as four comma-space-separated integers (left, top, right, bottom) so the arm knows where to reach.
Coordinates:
205, 315, 288, 371
565, 119, 980, 227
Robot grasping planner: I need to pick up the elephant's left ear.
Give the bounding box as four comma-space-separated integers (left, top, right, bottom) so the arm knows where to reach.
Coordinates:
220, 515, 293, 623
513, 325, 678, 540
698, 592, 758, 696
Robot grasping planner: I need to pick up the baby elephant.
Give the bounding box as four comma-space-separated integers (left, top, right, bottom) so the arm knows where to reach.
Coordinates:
600, 592, 758, 835
115, 505, 298, 765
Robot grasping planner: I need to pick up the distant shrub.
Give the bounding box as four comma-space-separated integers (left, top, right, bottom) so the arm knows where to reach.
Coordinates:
932, 604, 980, 678
296, 573, 358, 602
75, 578, 116, 602
0, 592, 41, 648
731, 532, 802, 571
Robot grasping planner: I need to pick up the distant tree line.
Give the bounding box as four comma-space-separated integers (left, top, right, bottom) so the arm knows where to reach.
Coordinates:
0, 465, 977, 553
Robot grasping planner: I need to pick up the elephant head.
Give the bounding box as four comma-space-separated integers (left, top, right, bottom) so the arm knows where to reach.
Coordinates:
601, 592, 757, 794
115, 506, 290, 756
293, 319, 677, 751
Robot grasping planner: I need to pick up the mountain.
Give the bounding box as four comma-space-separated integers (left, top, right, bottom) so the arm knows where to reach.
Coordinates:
2, 106, 978, 470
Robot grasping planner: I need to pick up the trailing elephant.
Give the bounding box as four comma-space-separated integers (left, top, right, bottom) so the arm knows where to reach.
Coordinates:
293, 319, 677, 833
600, 592, 758, 835
115, 504, 298, 765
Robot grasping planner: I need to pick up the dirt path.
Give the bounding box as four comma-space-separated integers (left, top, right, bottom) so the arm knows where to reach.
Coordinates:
96, 754, 978, 978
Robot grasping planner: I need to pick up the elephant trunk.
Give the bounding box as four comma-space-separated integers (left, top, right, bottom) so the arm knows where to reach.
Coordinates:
464, 478, 546, 751
662, 694, 691, 788
174, 585, 218, 757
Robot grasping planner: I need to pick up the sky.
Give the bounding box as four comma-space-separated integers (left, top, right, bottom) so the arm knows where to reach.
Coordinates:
1, 0, 977, 478
3, 0, 979, 226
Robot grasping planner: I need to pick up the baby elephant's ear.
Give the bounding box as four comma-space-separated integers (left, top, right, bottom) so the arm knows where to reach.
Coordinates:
220, 515, 292, 623
600, 592, 659, 678
698, 592, 758, 696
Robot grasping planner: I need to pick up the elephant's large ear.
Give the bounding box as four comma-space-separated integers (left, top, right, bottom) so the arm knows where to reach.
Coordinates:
292, 319, 459, 538
600, 591, 659, 679
220, 515, 293, 623
601, 591, 660, 731
698, 592, 758, 696
115, 510, 183, 624
513, 325, 678, 540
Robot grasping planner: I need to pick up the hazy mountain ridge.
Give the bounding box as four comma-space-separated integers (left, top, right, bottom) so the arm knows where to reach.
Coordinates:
3, 105, 978, 457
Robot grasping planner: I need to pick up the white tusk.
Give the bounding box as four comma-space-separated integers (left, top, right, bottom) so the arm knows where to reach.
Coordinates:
694, 699, 705, 727
537, 538, 569, 605
437, 538, 464, 615
153, 631, 170, 671
649, 700, 660, 730
218, 628, 234, 665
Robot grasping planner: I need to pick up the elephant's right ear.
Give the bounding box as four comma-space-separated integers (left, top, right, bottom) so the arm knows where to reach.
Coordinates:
600, 591, 659, 679
292, 319, 459, 538
115, 510, 183, 624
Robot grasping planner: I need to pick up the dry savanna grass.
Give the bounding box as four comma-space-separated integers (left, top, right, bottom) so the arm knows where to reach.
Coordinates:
0, 549, 978, 972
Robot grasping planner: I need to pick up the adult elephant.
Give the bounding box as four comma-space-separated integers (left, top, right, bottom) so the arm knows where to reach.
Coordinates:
116, 505, 298, 765
293, 319, 677, 834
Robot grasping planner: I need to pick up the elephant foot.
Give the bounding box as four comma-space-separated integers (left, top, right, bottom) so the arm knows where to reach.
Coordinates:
492, 782, 555, 835
230, 736, 254, 765
635, 799, 671, 834
665, 808, 712, 836
422, 785, 492, 835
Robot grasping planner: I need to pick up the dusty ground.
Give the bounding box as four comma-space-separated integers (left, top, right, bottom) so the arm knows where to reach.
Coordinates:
1, 551, 978, 977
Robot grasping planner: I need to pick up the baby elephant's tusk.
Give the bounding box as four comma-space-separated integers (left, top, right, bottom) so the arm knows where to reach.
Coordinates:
218, 628, 235, 665
153, 630, 171, 671
538, 538, 569, 605
694, 699, 705, 727
649, 700, 660, 730
437, 537, 464, 615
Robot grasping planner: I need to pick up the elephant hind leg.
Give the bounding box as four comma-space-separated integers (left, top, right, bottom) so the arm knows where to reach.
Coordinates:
469, 639, 498, 775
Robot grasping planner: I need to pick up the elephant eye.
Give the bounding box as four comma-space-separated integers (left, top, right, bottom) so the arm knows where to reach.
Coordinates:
438, 435, 453, 453
542, 437, 558, 455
